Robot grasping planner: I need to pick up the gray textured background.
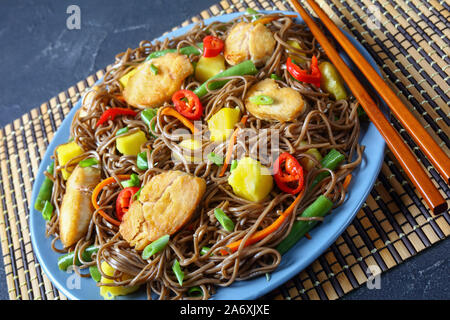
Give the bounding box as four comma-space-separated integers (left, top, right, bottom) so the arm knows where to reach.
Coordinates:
0, 0, 448, 300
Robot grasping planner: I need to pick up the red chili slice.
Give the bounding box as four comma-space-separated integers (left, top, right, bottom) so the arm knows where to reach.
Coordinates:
286, 55, 321, 88
96, 108, 138, 127
116, 186, 140, 221
273, 152, 304, 194
172, 90, 203, 120
202, 35, 224, 58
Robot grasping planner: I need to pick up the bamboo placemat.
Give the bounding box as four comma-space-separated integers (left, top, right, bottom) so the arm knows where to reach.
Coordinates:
0, 0, 448, 300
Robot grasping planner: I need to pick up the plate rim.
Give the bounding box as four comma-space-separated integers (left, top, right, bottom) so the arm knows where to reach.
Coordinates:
29, 10, 386, 300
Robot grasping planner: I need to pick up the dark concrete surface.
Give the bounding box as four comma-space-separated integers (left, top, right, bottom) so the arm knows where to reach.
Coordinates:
0, 0, 448, 300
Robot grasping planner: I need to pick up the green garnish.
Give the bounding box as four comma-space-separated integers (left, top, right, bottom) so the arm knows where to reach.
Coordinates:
79, 158, 99, 168
121, 173, 140, 188
150, 64, 158, 75
270, 73, 282, 80
137, 151, 148, 170
116, 127, 129, 136
249, 95, 274, 105
214, 208, 234, 232
207, 152, 223, 166
42, 200, 54, 221
230, 160, 238, 171
172, 259, 184, 286
142, 235, 170, 260
188, 286, 203, 297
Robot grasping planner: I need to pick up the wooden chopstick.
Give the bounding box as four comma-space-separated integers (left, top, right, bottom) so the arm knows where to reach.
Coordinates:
288, 0, 447, 214
304, 0, 450, 185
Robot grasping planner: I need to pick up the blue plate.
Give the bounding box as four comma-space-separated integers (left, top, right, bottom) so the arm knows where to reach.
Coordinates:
30, 11, 386, 300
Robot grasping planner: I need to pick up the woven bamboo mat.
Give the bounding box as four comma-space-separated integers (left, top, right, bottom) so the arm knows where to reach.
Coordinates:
0, 0, 448, 300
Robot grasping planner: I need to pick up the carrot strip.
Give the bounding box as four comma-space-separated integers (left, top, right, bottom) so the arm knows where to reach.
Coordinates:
160, 107, 197, 134
252, 14, 297, 25
91, 174, 131, 227
221, 187, 306, 254
343, 174, 352, 190
218, 115, 248, 177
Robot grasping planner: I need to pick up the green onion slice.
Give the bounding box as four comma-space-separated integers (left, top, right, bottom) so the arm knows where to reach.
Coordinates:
142, 235, 170, 260
136, 151, 148, 170
214, 208, 234, 232
188, 286, 203, 297
116, 127, 129, 136
121, 173, 140, 188
249, 95, 274, 105
150, 64, 158, 75
230, 160, 238, 171
79, 158, 99, 168
200, 246, 211, 256
207, 152, 223, 166
172, 259, 184, 286
270, 73, 282, 80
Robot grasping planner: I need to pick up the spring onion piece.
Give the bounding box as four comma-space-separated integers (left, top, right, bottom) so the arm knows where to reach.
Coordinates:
146, 43, 203, 61
309, 149, 345, 190
230, 159, 238, 171
270, 73, 282, 80
245, 7, 261, 21
249, 94, 274, 105
133, 185, 144, 201
34, 162, 55, 212
57, 245, 99, 271
79, 158, 99, 168
214, 208, 234, 232
141, 108, 158, 137
207, 152, 223, 165
200, 246, 211, 256
142, 235, 170, 259
121, 173, 140, 188
276, 195, 333, 254
188, 286, 203, 297
89, 265, 102, 282
42, 201, 54, 221
193, 60, 258, 98
136, 151, 149, 170
115, 127, 129, 136
150, 64, 158, 75
172, 259, 184, 286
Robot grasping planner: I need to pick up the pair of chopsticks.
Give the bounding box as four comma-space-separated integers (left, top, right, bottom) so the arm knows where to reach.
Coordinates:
288, 0, 449, 214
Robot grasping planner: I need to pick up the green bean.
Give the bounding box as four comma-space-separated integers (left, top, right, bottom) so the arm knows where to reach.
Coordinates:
309, 149, 345, 190
79, 158, 99, 168
57, 245, 98, 271
142, 235, 170, 259
34, 162, 54, 212
319, 62, 347, 100
276, 195, 333, 254
193, 60, 258, 98
214, 208, 234, 232
42, 201, 54, 221
89, 265, 101, 282
137, 151, 148, 170
115, 126, 129, 136
172, 259, 184, 286
146, 43, 203, 61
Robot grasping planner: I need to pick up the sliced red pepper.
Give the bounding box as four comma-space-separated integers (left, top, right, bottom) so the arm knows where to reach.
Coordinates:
172, 89, 203, 120
273, 152, 304, 194
96, 108, 138, 127
286, 55, 321, 88
202, 35, 224, 58
116, 186, 140, 221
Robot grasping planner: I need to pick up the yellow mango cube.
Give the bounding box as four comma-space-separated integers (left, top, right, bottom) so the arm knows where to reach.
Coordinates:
100, 261, 140, 300
56, 141, 84, 180
194, 55, 226, 83
116, 130, 148, 156
228, 157, 273, 202
286, 40, 306, 64
207, 107, 240, 142
119, 68, 138, 88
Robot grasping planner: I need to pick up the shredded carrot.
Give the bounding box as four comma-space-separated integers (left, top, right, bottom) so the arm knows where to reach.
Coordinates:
218, 115, 248, 177
160, 107, 197, 134
252, 14, 297, 25
221, 186, 306, 255
91, 174, 131, 227
343, 174, 352, 190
